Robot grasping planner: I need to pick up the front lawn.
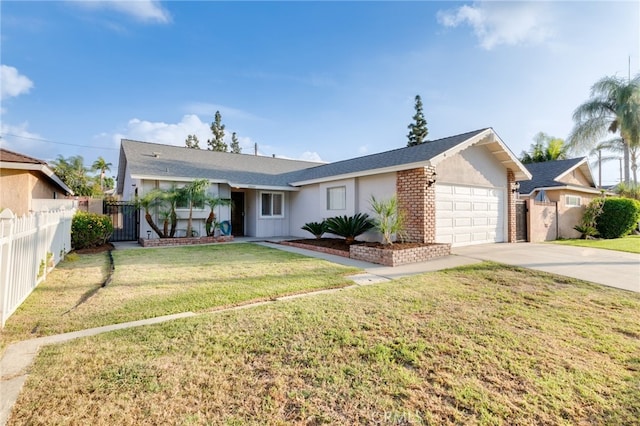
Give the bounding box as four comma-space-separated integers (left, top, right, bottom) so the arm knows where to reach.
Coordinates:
0, 243, 359, 350
552, 235, 640, 254
9, 263, 640, 425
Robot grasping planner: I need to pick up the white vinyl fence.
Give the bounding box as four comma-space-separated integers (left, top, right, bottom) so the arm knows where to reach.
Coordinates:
0, 207, 75, 327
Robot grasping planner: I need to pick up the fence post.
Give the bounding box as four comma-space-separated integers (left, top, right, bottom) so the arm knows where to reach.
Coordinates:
0, 209, 16, 328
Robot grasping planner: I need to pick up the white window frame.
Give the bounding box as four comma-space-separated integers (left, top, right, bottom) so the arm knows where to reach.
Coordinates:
565, 195, 581, 207
326, 186, 346, 210
260, 191, 284, 218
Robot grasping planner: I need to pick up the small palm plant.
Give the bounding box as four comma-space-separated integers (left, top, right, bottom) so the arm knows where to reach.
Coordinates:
324, 213, 374, 245
137, 189, 166, 238
204, 196, 233, 236
369, 195, 406, 245
301, 221, 327, 239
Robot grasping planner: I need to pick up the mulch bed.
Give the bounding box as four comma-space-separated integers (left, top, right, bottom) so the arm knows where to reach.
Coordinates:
286, 238, 433, 252
73, 243, 115, 254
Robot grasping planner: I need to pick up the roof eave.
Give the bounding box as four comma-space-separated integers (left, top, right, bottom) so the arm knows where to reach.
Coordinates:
289, 161, 433, 186
520, 184, 606, 197
130, 174, 299, 192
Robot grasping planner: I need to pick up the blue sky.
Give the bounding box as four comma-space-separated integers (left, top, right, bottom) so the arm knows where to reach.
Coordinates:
1, 1, 638, 186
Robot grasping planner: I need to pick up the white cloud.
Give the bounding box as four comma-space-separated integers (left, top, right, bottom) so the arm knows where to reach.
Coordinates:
297, 151, 323, 162
185, 102, 267, 123
437, 2, 554, 50
73, 0, 171, 24
0, 65, 34, 100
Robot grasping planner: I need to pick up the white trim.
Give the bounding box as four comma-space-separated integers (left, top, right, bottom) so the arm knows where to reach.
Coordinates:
289, 161, 433, 186
565, 195, 582, 207
520, 185, 606, 197
131, 174, 299, 192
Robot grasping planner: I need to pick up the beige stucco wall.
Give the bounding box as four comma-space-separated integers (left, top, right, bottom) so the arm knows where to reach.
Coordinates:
557, 167, 591, 187
527, 200, 557, 242
525, 189, 600, 240
436, 145, 507, 188
0, 169, 62, 216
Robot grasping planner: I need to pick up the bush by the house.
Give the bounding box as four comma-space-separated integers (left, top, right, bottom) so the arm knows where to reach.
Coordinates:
71, 211, 113, 249
301, 221, 327, 239
594, 197, 640, 239
324, 213, 374, 245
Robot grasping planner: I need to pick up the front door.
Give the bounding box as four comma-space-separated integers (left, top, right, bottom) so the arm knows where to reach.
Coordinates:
231, 192, 245, 236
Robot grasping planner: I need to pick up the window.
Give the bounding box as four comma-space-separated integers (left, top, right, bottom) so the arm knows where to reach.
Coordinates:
261, 192, 284, 217
565, 195, 581, 207
326, 186, 346, 210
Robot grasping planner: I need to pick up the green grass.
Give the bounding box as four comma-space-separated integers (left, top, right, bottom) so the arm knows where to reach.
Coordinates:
552, 235, 640, 253
8, 263, 640, 425
0, 243, 359, 351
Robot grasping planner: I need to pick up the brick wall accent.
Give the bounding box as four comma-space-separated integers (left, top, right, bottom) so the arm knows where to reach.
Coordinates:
349, 243, 451, 267
139, 235, 234, 247
396, 167, 437, 243
507, 170, 516, 243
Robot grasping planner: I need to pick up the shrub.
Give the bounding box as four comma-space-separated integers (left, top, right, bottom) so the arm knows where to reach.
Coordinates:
369, 195, 406, 245
71, 211, 113, 249
594, 197, 640, 239
325, 213, 374, 245
301, 221, 326, 239
575, 197, 605, 239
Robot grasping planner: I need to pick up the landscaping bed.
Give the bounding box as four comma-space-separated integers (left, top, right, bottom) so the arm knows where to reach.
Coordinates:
282, 238, 451, 266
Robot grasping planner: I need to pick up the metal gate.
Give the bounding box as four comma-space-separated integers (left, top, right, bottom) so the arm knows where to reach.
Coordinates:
515, 200, 528, 242
104, 201, 139, 242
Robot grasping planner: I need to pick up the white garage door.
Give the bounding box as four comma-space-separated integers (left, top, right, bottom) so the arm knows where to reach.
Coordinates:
435, 184, 505, 247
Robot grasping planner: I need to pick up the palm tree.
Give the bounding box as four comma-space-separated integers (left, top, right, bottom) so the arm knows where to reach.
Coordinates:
51, 155, 92, 195
92, 157, 113, 192
568, 74, 640, 184
137, 189, 166, 238
520, 132, 568, 164
591, 138, 639, 186
204, 195, 233, 236
181, 179, 209, 237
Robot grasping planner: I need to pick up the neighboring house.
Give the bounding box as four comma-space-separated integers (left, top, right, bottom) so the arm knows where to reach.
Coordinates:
517, 157, 603, 241
0, 148, 74, 216
116, 128, 531, 247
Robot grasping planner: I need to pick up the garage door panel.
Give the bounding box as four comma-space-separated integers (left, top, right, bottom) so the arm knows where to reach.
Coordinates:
436, 183, 505, 247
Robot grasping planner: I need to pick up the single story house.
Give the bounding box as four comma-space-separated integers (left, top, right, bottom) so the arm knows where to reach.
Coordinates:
0, 148, 74, 216
517, 157, 604, 241
116, 128, 532, 247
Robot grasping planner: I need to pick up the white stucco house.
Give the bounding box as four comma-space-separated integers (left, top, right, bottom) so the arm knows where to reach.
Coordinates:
116, 128, 531, 247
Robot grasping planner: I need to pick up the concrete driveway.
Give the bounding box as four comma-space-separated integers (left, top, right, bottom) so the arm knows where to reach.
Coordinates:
453, 243, 640, 293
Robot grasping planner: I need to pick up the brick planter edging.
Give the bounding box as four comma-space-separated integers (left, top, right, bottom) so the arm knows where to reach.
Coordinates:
139, 235, 234, 247
349, 243, 451, 267
280, 241, 350, 258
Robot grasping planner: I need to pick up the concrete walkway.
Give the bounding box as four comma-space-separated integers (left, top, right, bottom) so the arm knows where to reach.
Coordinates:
2, 240, 637, 424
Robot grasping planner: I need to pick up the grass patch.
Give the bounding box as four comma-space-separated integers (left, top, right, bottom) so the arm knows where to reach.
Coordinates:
0, 243, 358, 351
9, 263, 640, 425
552, 235, 640, 254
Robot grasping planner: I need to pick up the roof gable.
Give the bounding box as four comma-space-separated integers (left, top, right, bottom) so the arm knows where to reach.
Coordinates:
518, 158, 596, 195
0, 148, 73, 195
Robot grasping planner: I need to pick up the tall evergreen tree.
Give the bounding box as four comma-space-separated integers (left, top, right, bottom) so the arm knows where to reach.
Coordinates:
207, 111, 228, 152
230, 132, 242, 154
185, 134, 200, 149
407, 95, 429, 146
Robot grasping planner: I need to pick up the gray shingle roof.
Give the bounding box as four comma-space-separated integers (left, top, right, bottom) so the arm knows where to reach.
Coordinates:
118, 139, 321, 191
284, 129, 489, 183
517, 158, 588, 194
117, 128, 494, 192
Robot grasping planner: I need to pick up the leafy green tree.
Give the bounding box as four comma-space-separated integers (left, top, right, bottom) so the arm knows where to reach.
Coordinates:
407, 95, 429, 147
207, 111, 228, 152
185, 134, 200, 149
230, 132, 242, 154
51, 155, 93, 196
181, 179, 209, 237
520, 132, 568, 164
568, 74, 640, 184
91, 156, 112, 192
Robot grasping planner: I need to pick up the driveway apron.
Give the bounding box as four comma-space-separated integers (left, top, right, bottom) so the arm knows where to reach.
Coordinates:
453, 243, 640, 293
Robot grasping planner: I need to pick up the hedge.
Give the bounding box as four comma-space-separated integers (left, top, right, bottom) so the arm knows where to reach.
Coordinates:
71, 211, 114, 249
595, 197, 640, 239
